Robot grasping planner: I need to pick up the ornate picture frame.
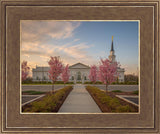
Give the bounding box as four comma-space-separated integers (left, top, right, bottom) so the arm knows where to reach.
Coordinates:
0, 0, 159, 133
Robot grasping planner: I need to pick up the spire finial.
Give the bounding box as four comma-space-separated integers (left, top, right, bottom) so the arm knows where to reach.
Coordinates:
112, 36, 113, 41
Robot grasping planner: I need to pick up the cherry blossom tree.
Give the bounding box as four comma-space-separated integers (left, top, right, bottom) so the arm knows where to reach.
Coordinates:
48, 56, 63, 92
98, 58, 119, 93
89, 65, 97, 84
61, 64, 70, 86
21, 61, 30, 81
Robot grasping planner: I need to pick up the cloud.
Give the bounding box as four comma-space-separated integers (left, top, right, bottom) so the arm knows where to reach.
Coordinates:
21, 41, 95, 67
73, 39, 80, 42
21, 21, 97, 69
21, 21, 81, 44
22, 50, 45, 55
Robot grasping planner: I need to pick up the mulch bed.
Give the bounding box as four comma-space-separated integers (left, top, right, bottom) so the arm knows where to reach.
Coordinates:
22, 88, 73, 112
87, 89, 138, 112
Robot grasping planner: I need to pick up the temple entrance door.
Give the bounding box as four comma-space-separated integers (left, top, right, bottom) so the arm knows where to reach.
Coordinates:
77, 72, 81, 83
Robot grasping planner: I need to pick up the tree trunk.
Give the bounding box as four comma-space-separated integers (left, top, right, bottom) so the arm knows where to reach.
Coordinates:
106, 84, 108, 94
52, 82, 54, 93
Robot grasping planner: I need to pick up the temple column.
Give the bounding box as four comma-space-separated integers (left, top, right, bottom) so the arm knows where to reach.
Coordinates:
74, 74, 77, 84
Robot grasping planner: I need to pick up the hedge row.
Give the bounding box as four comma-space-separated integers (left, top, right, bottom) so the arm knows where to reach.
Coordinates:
112, 81, 138, 85
86, 86, 137, 112
22, 86, 73, 112
84, 81, 138, 85
22, 81, 74, 84
22, 81, 138, 85
84, 81, 103, 84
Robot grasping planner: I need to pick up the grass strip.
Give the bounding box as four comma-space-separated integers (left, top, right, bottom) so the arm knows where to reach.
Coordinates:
86, 86, 138, 112
22, 86, 73, 112
133, 90, 139, 95
22, 90, 46, 95
111, 90, 122, 93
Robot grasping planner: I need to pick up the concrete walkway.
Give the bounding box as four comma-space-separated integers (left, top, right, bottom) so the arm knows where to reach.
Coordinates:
58, 84, 102, 113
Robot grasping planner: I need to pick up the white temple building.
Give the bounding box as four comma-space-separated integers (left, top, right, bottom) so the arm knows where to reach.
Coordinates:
32, 37, 125, 83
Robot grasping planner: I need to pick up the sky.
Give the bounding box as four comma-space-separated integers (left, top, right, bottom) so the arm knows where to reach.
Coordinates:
21, 21, 139, 75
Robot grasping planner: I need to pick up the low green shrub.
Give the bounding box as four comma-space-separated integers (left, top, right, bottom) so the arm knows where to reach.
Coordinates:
22, 81, 74, 85
100, 96, 112, 104
84, 81, 103, 84
23, 86, 73, 112
116, 105, 133, 112
76, 82, 82, 84
65, 81, 74, 84
84, 81, 93, 84
86, 86, 135, 112
55, 81, 74, 84
108, 98, 120, 110
111, 82, 116, 85
22, 81, 52, 84
133, 90, 139, 95
112, 90, 122, 93
95, 81, 103, 84
111, 81, 138, 85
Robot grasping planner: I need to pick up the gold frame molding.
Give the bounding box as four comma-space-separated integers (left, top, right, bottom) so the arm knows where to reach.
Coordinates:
0, 0, 159, 133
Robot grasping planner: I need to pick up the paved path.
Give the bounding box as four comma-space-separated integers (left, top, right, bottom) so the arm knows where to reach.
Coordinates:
58, 84, 102, 113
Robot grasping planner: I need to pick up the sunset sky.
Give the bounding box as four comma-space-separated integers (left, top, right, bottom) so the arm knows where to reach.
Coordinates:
21, 21, 139, 75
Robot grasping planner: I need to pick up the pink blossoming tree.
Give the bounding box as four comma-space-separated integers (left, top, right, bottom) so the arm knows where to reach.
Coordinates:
21, 61, 30, 81
89, 65, 97, 84
61, 64, 70, 86
48, 56, 63, 92
98, 58, 119, 93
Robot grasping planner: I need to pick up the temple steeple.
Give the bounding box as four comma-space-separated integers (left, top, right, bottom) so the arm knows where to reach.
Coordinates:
108, 36, 116, 62
111, 36, 114, 51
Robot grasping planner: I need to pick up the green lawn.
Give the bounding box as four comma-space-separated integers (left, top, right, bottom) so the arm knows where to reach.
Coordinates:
111, 90, 123, 93
132, 90, 139, 95
22, 90, 46, 95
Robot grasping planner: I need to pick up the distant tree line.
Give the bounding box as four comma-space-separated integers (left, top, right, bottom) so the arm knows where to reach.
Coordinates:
124, 74, 138, 83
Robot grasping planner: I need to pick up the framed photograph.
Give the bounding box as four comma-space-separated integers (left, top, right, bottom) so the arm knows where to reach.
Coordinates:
1, 0, 159, 133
